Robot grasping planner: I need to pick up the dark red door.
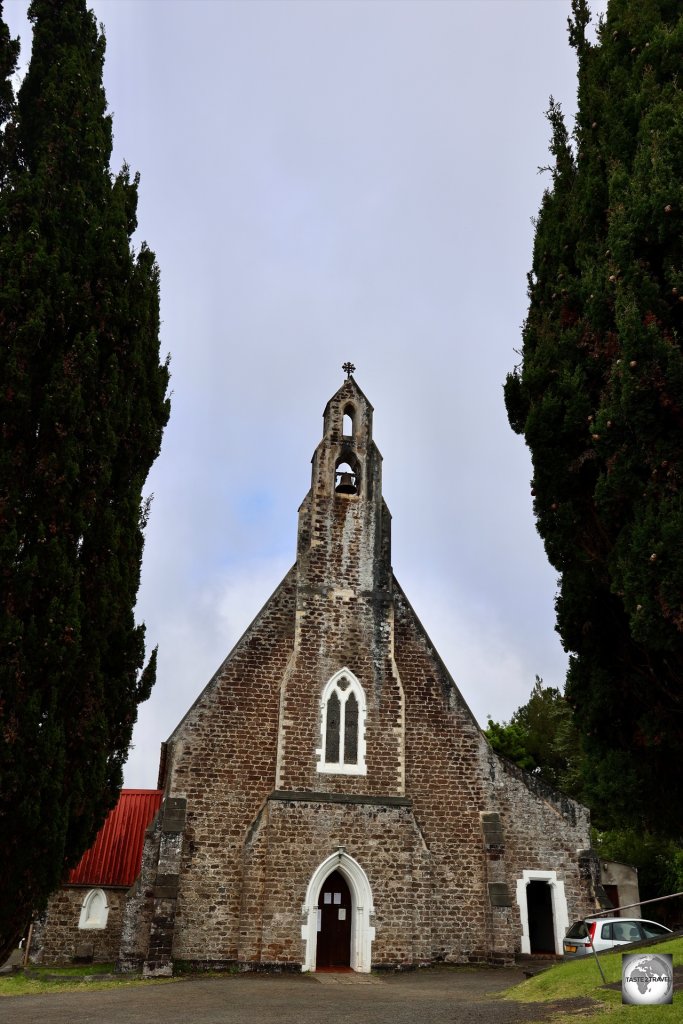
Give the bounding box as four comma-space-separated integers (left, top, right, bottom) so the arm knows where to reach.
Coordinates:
316, 870, 352, 968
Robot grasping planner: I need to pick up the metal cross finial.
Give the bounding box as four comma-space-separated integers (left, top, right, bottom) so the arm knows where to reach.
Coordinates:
342, 361, 356, 379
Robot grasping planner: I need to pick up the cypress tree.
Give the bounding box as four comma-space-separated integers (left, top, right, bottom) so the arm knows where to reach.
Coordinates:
0, 0, 169, 959
505, 0, 683, 835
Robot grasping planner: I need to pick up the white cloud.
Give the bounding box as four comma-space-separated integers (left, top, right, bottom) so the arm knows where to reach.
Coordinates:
3, 0, 594, 791
401, 573, 568, 730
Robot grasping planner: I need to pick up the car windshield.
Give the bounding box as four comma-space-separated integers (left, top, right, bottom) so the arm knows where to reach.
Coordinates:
565, 921, 589, 939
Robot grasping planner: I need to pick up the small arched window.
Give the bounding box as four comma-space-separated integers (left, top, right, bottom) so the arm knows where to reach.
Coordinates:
317, 669, 367, 775
78, 888, 109, 930
342, 404, 355, 438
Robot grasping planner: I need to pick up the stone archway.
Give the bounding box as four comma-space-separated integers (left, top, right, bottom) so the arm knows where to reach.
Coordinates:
302, 851, 375, 972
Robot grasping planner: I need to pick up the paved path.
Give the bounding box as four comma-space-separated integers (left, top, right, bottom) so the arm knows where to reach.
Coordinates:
0, 967, 595, 1024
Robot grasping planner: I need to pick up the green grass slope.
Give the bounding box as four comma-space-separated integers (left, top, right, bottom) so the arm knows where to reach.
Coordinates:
505, 936, 682, 1021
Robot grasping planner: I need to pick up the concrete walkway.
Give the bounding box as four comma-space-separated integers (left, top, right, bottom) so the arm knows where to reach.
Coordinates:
0, 965, 593, 1024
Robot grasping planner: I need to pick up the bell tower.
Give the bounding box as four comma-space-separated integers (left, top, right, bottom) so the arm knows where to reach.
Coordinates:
295, 366, 391, 598
275, 367, 403, 796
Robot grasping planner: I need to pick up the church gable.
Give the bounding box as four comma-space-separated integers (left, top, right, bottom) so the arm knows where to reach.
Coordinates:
160, 567, 297, 794
119, 371, 601, 977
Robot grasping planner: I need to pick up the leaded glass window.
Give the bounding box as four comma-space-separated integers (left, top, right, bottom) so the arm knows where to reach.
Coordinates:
317, 670, 366, 775
344, 693, 358, 764
325, 692, 341, 763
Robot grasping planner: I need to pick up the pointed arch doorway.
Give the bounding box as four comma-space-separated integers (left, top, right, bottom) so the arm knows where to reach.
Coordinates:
316, 870, 352, 968
302, 852, 375, 972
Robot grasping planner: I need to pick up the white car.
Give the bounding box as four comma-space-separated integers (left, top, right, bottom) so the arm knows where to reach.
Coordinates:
563, 917, 671, 958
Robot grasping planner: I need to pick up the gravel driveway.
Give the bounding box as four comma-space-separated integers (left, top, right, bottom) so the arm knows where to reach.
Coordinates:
0, 966, 597, 1024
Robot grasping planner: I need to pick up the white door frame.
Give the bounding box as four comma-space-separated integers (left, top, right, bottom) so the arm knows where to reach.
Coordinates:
515, 869, 569, 954
301, 851, 375, 972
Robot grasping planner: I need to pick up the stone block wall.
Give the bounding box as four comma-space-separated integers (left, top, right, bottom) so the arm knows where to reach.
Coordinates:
118, 813, 163, 972
394, 581, 595, 961
279, 472, 404, 798
394, 583, 497, 962
30, 887, 126, 966
479, 749, 595, 954
121, 572, 296, 971
121, 565, 596, 970
234, 793, 432, 968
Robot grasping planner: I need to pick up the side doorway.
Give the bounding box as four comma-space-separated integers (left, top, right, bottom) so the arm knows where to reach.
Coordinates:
526, 880, 555, 953
316, 870, 352, 968
515, 869, 568, 955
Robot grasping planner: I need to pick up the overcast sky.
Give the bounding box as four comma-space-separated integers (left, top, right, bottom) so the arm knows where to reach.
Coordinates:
5, 0, 607, 789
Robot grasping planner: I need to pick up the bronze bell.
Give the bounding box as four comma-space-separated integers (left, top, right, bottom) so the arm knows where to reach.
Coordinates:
335, 471, 357, 494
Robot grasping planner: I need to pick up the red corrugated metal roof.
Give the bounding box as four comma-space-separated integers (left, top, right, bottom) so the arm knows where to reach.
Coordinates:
67, 789, 163, 887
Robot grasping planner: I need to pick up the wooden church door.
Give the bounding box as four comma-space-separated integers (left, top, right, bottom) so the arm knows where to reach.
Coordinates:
316, 870, 352, 968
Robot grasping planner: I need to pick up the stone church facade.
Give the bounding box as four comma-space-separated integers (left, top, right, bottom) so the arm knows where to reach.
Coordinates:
119, 374, 602, 976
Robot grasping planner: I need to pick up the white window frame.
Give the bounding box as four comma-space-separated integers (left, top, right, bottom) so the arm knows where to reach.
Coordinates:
316, 668, 367, 776
78, 888, 109, 930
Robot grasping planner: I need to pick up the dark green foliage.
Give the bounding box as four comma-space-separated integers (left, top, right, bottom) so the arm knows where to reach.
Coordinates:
488, 683, 683, 916
505, 0, 683, 836
0, 0, 169, 960
485, 677, 583, 797
485, 717, 537, 774
593, 828, 683, 925
0, 9, 18, 134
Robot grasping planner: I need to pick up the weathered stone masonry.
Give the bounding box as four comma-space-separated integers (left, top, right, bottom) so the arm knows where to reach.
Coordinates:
120, 375, 602, 975
31, 889, 127, 967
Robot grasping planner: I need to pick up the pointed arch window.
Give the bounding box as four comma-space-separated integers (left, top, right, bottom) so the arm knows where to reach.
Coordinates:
317, 669, 367, 775
78, 888, 109, 930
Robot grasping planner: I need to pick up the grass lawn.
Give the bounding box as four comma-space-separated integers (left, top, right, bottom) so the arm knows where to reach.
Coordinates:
0, 962, 177, 997
504, 936, 682, 1021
